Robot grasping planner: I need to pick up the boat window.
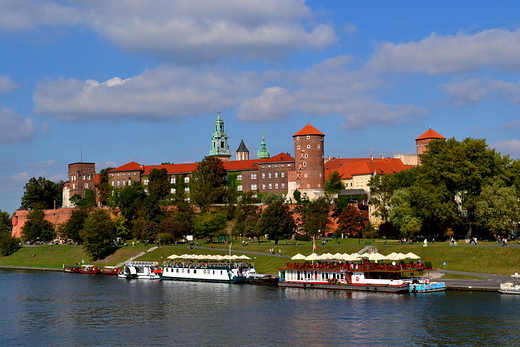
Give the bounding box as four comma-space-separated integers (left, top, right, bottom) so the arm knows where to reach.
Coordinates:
194, 270, 197, 274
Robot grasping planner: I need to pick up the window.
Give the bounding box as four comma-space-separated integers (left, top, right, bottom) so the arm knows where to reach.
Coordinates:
317, 145, 321, 149
297, 145, 300, 150
184, 176, 190, 183
269, 183, 272, 189
123, 180, 126, 186
251, 173, 257, 180
171, 177, 176, 184
237, 174, 242, 180
185, 187, 190, 193
117, 181, 120, 186
72, 183, 75, 189
307, 144, 311, 149
275, 183, 279, 189
144, 179, 149, 185
275, 172, 278, 178
111, 181, 114, 186
251, 184, 257, 190
171, 188, 176, 194
85, 183, 89, 188
281, 172, 285, 178
281, 183, 285, 189
303, 162, 307, 167
237, 185, 243, 192
306, 136, 310, 139
122, 173, 126, 176
268, 173, 272, 178
262, 173, 266, 179
262, 184, 266, 190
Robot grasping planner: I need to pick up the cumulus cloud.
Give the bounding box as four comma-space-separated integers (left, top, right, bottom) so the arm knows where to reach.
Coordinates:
441, 78, 520, 106
368, 29, 520, 75
34, 65, 262, 121
0, 0, 82, 31
238, 87, 294, 121
492, 139, 520, 158
0, 76, 19, 93
0, 107, 35, 144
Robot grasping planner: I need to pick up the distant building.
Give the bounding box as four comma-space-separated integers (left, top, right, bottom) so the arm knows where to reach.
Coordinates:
416, 128, 445, 165
62, 162, 97, 208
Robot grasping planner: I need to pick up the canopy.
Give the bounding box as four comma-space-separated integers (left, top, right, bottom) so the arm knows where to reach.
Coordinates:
305, 253, 320, 261
404, 252, 421, 260
291, 253, 306, 260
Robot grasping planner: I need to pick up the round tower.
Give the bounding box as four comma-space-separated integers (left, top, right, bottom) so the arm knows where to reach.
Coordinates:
292, 124, 325, 198
415, 128, 445, 165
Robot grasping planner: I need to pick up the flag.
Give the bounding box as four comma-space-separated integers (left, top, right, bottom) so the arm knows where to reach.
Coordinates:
312, 237, 316, 250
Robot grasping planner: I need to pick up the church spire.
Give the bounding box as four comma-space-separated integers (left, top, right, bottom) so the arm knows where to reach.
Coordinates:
257, 133, 270, 159
209, 111, 231, 160
236, 138, 249, 160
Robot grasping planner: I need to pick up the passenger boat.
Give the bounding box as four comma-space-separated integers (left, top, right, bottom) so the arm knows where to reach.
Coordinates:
161, 254, 256, 284
409, 278, 446, 293
118, 261, 162, 280
499, 274, 520, 294
79, 264, 102, 274
278, 254, 427, 293
101, 267, 122, 275
63, 264, 82, 273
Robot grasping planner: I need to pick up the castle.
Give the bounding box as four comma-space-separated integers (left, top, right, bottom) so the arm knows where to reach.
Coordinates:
12, 114, 444, 238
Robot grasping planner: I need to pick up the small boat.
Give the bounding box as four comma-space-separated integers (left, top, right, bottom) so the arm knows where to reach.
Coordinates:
63, 265, 82, 273
246, 273, 279, 285
499, 274, 520, 294
161, 254, 256, 284
79, 265, 102, 274
101, 267, 122, 275
118, 261, 162, 280
408, 278, 446, 293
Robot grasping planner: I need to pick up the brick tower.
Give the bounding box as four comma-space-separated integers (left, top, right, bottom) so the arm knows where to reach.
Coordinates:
415, 128, 445, 165
289, 124, 325, 200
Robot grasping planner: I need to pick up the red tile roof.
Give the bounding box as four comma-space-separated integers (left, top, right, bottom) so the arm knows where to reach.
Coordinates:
111, 161, 145, 172
416, 129, 445, 141
324, 157, 412, 180
293, 124, 324, 137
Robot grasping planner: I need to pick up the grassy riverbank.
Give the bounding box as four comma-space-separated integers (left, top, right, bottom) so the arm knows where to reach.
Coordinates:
0, 239, 518, 275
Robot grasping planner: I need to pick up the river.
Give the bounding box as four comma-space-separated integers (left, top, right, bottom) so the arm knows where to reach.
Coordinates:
0, 270, 518, 346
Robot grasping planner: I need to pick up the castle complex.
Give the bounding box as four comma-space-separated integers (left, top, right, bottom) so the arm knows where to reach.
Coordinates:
12, 114, 444, 238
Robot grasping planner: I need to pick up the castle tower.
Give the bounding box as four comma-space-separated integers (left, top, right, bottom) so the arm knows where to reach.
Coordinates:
209, 112, 231, 160
236, 139, 249, 160
415, 128, 445, 165
290, 124, 325, 200
257, 133, 270, 159
63, 162, 96, 207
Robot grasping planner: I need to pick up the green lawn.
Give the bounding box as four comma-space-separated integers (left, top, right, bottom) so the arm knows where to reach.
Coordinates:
1, 239, 518, 276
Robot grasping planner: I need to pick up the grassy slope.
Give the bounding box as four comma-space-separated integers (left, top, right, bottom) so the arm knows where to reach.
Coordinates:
0, 239, 518, 275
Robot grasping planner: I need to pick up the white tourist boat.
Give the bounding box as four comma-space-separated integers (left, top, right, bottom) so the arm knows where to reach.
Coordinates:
118, 261, 162, 280
499, 274, 520, 294
161, 254, 256, 284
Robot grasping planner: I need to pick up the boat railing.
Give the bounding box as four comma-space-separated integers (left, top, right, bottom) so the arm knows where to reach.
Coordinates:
163, 260, 254, 269
283, 262, 424, 271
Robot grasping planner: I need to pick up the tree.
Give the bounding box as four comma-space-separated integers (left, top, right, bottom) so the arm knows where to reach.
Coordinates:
475, 182, 520, 238
69, 190, 96, 208
131, 218, 158, 241
21, 177, 63, 210
61, 208, 90, 242
0, 211, 19, 256
96, 167, 114, 206
388, 188, 422, 239
232, 194, 261, 242
190, 156, 227, 211
80, 209, 117, 260
257, 200, 296, 244
109, 180, 146, 225
325, 171, 345, 194
194, 209, 228, 242
336, 204, 363, 238
297, 197, 330, 237
21, 209, 55, 242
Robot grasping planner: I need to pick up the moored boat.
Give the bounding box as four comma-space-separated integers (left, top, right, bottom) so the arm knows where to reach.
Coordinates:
101, 267, 122, 275
246, 273, 279, 285
278, 253, 428, 293
79, 265, 102, 274
63, 264, 82, 273
499, 274, 520, 294
161, 254, 255, 284
409, 278, 446, 293
118, 261, 162, 280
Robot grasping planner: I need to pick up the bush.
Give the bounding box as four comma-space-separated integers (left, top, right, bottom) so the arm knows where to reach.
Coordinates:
294, 233, 311, 242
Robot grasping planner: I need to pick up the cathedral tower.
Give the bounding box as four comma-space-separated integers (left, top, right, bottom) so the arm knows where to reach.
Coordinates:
209, 112, 231, 160
236, 139, 249, 161
257, 133, 270, 159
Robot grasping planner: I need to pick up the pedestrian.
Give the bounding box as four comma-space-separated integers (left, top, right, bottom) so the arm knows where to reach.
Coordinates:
503, 238, 508, 247
278, 249, 282, 256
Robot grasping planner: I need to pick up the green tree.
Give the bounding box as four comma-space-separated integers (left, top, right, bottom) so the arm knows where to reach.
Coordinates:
21, 209, 55, 242
113, 215, 131, 240
325, 171, 345, 194
232, 194, 261, 242
336, 204, 363, 238
475, 182, 520, 238
80, 209, 117, 260
0, 211, 19, 256
297, 197, 330, 237
194, 209, 228, 242
190, 156, 227, 211
109, 180, 146, 225
131, 218, 158, 241
96, 167, 114, 206
257, 200, 296, 244
61, 208, 90, 242
21, 177, 63, 210
388, 188, 422, 239
69, 190, 96, 208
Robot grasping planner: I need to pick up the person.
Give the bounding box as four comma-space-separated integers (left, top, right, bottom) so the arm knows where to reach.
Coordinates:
503, 238, 508, 247
278, 249, 282, 256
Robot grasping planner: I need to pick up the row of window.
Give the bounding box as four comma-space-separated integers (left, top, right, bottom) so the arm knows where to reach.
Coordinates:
70, 183, 89, 189
70, 175, 92, 181
296, 144, 321, 150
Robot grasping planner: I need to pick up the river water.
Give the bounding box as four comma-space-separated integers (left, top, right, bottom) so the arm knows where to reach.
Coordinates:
0, 270, 519, 347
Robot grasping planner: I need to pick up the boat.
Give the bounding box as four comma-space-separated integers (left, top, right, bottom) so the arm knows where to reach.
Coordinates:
408, 278, 446, 293
63, 264, 82, 273
246, 273, 279, 285
499, 274, 520, 294
278, 257, 428, 293
79, 265, 102, 274
161, 254, 256, 284
118, 261, 162, 280
101, 267, 122, 275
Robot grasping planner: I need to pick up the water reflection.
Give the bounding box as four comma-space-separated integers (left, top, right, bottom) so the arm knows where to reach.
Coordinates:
0, 270, 520, 346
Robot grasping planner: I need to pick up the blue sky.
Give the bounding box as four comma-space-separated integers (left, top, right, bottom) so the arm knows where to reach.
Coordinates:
1, 1, 520, 214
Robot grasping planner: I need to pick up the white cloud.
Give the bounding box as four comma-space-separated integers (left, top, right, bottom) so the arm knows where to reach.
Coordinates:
238, 87, 294, 121
368, 29, 520, 75
0, 0, 82, 31
492, 139, 520, 158
441, 78, 520, 106
34, 65, 262, 121
0, 76, 19, 93
0, 107, 35, 144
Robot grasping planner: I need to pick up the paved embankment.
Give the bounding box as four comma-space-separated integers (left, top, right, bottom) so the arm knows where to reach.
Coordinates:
0, 265, 62, 272
440, 270, 510, 292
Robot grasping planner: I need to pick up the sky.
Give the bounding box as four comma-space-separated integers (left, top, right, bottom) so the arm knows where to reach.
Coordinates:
1, 0, 520, 214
